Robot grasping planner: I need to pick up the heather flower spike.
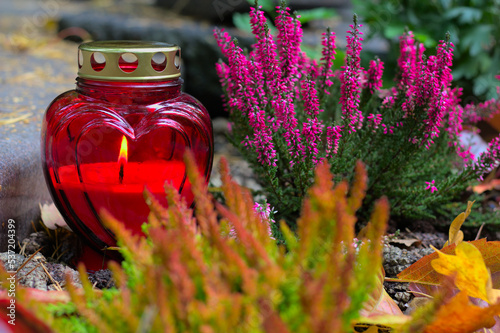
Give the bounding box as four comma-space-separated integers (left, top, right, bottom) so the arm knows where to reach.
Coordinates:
472, 137, 500, 181
326, 125, 342, 157
276, 0, 302, 94
421, 34, 455, 149
319, 27, 336, 94
340, 14, 364, 133
300, 77, 323, 164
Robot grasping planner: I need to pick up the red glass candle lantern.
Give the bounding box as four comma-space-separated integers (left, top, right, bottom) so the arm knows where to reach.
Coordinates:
41, 41, 214, 267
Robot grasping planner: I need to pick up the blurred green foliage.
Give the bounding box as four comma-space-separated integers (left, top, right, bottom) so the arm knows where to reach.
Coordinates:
353, 0, 500, 100
20, 156, 388, 332
233, 0, 337, 37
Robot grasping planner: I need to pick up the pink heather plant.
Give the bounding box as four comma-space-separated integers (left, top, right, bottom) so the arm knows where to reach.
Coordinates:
214, 3, 500, 226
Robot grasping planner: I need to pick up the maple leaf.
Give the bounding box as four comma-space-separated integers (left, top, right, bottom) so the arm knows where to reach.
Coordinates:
422, 291, 500, 333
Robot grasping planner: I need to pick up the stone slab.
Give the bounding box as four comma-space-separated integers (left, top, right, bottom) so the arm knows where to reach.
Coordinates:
0, 19, 76, 251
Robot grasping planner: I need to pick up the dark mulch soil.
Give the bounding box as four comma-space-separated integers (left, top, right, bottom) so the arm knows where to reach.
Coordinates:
2, 230, 113, 291
89, 269, 115, 289
383, 219, 448, 312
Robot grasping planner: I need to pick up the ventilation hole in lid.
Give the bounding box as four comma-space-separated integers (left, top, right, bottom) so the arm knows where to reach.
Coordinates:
174, 49, 181, 69
90, 52, 106, 71
151, 52, 167, 72
118, 52, 138, 73
78, 50, 83, 69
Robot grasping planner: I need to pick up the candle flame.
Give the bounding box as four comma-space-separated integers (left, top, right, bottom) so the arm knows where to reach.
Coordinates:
118, 136, 128, 164
118, 136, 127, 184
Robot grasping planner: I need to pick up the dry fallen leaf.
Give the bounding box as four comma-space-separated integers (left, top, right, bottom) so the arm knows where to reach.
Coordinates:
473, 179, 500, 194
444, 200, 474, 247
389, 238, 422, 248
357, 268, 409, 331
363, 327, 383, 333
431, 242, 490, 302
405, 296, 432, 314
394, 204, 500, 332
40, 203, 69, 230
360, 289, 405, 318
397, 239, 500, 289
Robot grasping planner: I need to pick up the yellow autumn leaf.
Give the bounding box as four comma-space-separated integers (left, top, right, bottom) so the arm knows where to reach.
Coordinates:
443, 201, 474, 247
431, 242, 490, 302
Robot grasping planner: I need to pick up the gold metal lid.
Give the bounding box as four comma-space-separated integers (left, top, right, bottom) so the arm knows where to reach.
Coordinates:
77, 40, 181, 81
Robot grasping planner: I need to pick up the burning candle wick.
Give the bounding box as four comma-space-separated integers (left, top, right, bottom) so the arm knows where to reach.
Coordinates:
119, 164, 124, 184
118, 136, 128, 184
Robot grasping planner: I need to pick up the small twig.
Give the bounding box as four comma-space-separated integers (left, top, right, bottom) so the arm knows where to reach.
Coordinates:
408, 290, 433, 298
102, 247, 120, 251
0, 113, 32, 126
56, 249, 69, 262
41, 262, 63, 291
475, 223, 485, 240
51, 242, 64, 259
19, 262, 42, 280
101, 249, 108, 270
405, 228, 420, 239
31, 220, 38, 233
55, 228, 59, 254
19, 240, 27, 257
16, 247, 43, 274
